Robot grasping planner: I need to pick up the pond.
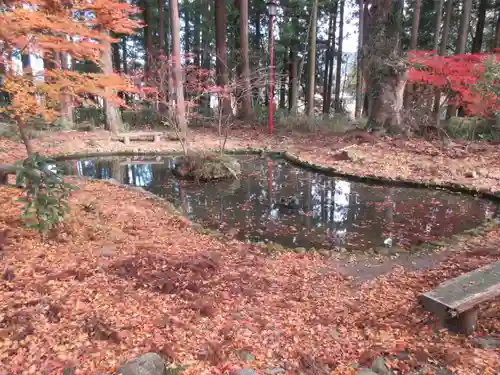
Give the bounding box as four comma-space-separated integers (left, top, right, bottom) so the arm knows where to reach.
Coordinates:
63, 154, 498, 251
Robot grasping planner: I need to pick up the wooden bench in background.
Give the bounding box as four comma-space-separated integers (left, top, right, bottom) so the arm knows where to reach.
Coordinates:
0, 164, 15, 185
419, 261, 500, 334
111, 132, 163, 145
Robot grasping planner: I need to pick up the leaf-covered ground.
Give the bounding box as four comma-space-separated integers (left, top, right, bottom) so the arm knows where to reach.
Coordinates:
0, 129, 499, 374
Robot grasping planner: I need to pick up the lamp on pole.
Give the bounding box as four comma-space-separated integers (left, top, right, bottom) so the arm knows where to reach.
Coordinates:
267, 0, 278, 136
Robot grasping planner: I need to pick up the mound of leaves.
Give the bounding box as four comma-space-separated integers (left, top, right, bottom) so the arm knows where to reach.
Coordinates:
172, 152, 241, 181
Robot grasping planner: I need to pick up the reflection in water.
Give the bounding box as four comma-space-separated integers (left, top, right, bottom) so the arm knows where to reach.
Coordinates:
69, 155, 498, 250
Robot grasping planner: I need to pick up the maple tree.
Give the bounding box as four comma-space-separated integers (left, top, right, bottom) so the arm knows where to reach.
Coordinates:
0, 0, 142, 154
408, 50, 500, 117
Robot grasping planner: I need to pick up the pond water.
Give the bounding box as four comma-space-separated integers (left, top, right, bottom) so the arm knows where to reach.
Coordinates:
64, 154, 498, 251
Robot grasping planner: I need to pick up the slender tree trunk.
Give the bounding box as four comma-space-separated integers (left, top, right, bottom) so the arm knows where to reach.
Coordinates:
193, 1, 201, 66
334, 0, 344, 113
471, 0, 487, 53
433, 0, 452, 122
184, 2, 191, 64
142, 0, 154, 79
432, 0, 444, 52
112, 37, 122, 71
306, 0, 318, 117
201, 0, 211, 113
326, 2, 338, 114
101, 36, 123, 134
238, 0, 254, 119
16, 116, 34, 155
252, 0, 262, 105
215, 0, 231, 115
446, 0, 472, 119
404, 0, 421, 109
59, 52, 73, 126
354, 0, 364, 119
158, 0, 165, 55
322, 11, 334, 115
170, 0, 187, 145
288, 50, 298, 113
279, 49, 288, 109
122, 38, 128, 74
495, 11, 500, 50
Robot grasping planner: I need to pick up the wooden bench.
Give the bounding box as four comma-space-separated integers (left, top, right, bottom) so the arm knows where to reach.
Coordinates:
0, 164, 15, 185
111, 132, 163, 145
419, 261, 500, 334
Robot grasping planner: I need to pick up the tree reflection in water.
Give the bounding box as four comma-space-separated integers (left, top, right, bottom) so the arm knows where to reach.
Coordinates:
73, 155, 497, 250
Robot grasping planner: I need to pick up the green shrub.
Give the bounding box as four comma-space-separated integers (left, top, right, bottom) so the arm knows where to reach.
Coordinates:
15, 154, 78, 234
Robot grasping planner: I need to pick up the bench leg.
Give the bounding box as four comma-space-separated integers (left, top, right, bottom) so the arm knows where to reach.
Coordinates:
153, 135, 161, 142
123, 136, 130, 145
444, 309, 478, 334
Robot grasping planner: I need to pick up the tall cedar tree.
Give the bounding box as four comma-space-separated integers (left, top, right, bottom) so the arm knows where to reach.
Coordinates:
0, 0, 141, 153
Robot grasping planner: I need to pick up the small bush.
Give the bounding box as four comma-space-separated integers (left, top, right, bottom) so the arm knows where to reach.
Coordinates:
15, 154, 78, 234
445, 116, 499, 140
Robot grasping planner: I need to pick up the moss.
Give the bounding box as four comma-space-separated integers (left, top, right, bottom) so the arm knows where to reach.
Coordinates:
172, 153, 241, 181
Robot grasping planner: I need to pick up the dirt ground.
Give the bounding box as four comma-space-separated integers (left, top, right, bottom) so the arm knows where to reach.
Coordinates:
0, 129, 499, 375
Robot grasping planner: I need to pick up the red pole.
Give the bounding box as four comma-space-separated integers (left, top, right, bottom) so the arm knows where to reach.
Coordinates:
268, 15, 274, 136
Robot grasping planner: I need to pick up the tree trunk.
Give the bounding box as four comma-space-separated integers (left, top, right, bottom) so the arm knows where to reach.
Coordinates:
215, 0, 231, 115
112, 36, 122, 71
252, 0, 262, 105
183, 1, 191, 64
279, 49, 288, 109
142, 0, 154, 79
433, 0, 452, 122
101, 35, 123, 134
432, 0, 444, 52
495, 11, 500, 50
334, 0, 344, 113
471, 0, 487, 53
363, 0, 407, 133
170, 0, 187, 146
201, 0, 211, 113
306, 0, 318, 118
158, 0, 165, 55
403, 0, 421, 109
16, 116, 34, 155
446, 0, 472, 119
326, 2, 338, 114
238, 0, 254, 119
122, 38, 128, 74
354, 0, 364, 119
193, 1, 201, 66
322, 11, 334, 115
59, 52, 73, 126
288, 50, 298, 113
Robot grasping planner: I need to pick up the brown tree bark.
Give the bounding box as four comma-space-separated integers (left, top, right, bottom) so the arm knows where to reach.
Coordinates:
404, 0, 421, 109
471, 0, 488, 53
101, 35, 123, 134
279, 49, 288, 109
446, 0, 472, 118
237, 0, 254, 119
354, 0, 364, 119
363, 0, 407, 133
142, 0, 154, 79
334, 0, 345, 113
432, 0, 444, 52
170, 0, 187, 146
306, 0, 318, 117
288, 50, 298, 113
215, 0, 231, 115
158, 0, 165, 55
326, 2, 338, 115
433, 0, 452, 122
322, 9, 334, 115
495, 11, 500, 50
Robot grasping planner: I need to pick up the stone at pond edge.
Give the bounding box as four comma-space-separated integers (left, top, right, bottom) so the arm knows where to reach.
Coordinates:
232, 369, 258, 375
118, 353, 167, 375
356, 369, 378, 375
294, 247, 306, 254
371, 357, 391, 375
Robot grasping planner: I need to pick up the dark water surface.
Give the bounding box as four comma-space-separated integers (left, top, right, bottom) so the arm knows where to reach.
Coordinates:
65, 154, 498, 251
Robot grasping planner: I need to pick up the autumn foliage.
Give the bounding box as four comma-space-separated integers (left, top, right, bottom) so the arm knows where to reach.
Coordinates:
408, 50, 500, 117
0, 0, 141, 149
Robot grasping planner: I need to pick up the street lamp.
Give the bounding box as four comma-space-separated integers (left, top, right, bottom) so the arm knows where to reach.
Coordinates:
267, 0, 278, 136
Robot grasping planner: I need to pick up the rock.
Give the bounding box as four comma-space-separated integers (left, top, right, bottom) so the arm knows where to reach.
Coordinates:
118, 353, 167, 375
473, 335, 500, 349
464, 171, 477, 178
190, 223, 204, 233
264, 368, 286, 375
356, 369, 378, 375
232, 369, 258, 375
294, 247, 306, 254
371, 357, 391, 375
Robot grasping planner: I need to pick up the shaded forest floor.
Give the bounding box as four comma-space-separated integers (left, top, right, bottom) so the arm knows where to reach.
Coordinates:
0, 128, 499, 374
